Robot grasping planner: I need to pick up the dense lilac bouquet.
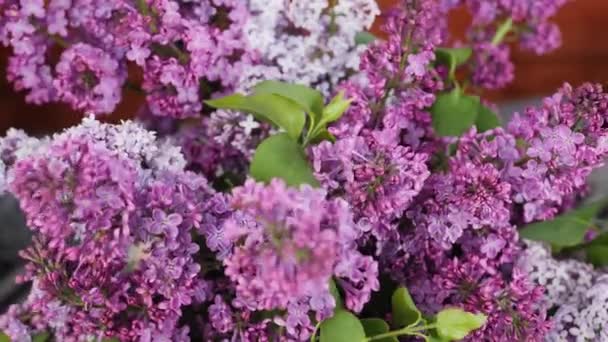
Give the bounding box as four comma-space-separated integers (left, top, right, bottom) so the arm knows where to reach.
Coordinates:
3, 0, 608, 341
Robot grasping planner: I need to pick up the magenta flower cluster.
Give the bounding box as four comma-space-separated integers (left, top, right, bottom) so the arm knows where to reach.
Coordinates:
3, 0, 608, 342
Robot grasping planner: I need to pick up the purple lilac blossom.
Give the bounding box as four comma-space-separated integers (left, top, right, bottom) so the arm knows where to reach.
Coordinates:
0, 1, 604, 341
312, 130, 430, 247
0, 0, 252, 117
221, 179, 378, 339
4, 118, 214, 340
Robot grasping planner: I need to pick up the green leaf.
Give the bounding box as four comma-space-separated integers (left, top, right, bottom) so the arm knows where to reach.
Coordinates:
430, 90, 480, 137
520, 201, 606, 250
329, 278, 344, 310
355, 31, 377, 45
32, 332, 50, 342
581, 231, 608, 265
585, 244, 608, 266
253, 80, 324, 120
205, 93, 305, 140
435, 47, 472, 76
309, 129, 336, 145
435, 308, 487, 341
0, 332, 9, 342
391, 286, 421, 328
360, 318, 398, 342
320, 91, 351, 125
250, 133, 319, 187
307, 91, 351, 144
475, 105, 501, 131
319, 310, 366, 342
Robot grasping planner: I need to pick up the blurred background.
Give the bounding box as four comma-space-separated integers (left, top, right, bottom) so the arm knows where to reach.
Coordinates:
0, 0, 607, 311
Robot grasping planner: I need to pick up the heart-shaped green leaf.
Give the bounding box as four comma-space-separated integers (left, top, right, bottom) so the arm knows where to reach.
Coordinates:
475, 104, 501, 132
320, 310, 366, 342
435, 308, 487, 341
250, 133, 319, 187
520, 200, 606, 251
391, 287, 421, 328
360, 318, 398, 342
435, 47, 472, 77
430, 89, 480, 137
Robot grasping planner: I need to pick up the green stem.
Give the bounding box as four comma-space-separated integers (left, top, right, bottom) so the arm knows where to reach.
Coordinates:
48, 34, 70, 48
310, 321, 322, 342
492, 18, 513, 46
370, 29, 413, 127
136, 0, 158, 33
365, 324, 437, 341
125, 81, 145, 94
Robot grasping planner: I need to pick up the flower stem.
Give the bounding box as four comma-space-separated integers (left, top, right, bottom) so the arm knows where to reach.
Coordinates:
492, 18, 513, 46
365, 323, 437, 341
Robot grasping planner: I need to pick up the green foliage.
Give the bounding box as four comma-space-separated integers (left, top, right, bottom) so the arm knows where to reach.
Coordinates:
577, 232, 608, 266
209, 81, 352, 187
435, 308, 487, 341
208, 81, 350, 146
435, 47, 472, 79
307, 91, 351, 144
475, 105, 501, 132
205, 93, 306, 140
361, 319, 398, 342
0, 332, 9, 342
329, 278, 344, 310
391, 287, 421, 328
430, 89, 480, 137
355, 31, 377, 45
319, 310, 367, 342
32, 332, 50, 342
253, 80, 324, 120
320, 91, 351, 126
249, 133, 319, 187
585, 244, 608, 266
313, 285, 485, 342
520, 200, 606, 251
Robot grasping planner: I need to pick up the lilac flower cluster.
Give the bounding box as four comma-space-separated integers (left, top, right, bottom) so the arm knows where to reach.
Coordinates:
309, 0, 607, 340
217, 179, 378, 339
241, 0, 379, 95
390, 81, 608, 340
174, 0, 380, 185
0, 0, 251, 117
2, 1, 608, 342
1, 118, 213, 340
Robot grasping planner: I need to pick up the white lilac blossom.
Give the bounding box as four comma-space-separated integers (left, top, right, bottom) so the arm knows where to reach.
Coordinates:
241, 0, 380, 95
520, 242, 608, 341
